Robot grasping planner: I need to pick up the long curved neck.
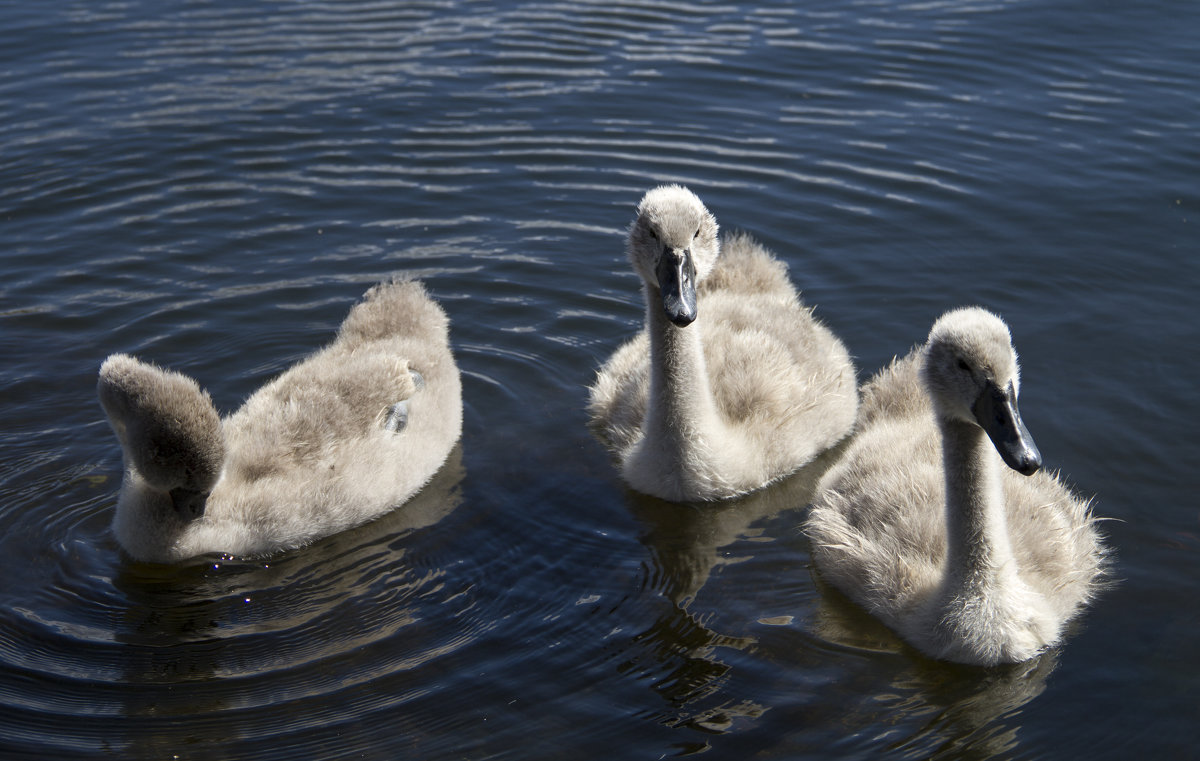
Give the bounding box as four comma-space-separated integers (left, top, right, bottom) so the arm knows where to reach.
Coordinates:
643, 286, 723, 460
940, 419, 1019, 594
112, 471, 192, 564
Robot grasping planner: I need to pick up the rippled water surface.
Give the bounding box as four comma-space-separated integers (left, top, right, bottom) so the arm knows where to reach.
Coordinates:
2, 1, 1197, 758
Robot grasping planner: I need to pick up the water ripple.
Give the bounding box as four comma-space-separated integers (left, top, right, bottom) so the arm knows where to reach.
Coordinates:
0, 449, 473, 756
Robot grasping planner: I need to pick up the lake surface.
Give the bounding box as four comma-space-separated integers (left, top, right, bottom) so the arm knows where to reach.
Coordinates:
2, 0, 1197, 758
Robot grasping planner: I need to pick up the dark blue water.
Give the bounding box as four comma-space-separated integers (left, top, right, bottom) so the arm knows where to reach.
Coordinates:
2, 1, 1197, 758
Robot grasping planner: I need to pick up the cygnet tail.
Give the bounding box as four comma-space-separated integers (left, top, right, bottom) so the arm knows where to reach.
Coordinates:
337, 278, 450, 347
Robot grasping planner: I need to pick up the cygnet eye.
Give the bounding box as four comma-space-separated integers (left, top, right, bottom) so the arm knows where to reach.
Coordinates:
648, 227, 658, 241
694, 226, 701, 238
956, 358, 971, 373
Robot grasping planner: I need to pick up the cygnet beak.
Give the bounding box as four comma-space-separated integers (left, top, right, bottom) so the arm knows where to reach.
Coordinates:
656, 247, 697, 327
972, 381, 1043, 476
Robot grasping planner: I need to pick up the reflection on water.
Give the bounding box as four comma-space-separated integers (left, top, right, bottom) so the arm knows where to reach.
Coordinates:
613, 448, 845, 747
111, 446, 465, 757
809, 576, 1058, 760
628, 443, 846, 608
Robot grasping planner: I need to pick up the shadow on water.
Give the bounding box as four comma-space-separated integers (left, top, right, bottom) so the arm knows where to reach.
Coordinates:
109, 445, 467, 759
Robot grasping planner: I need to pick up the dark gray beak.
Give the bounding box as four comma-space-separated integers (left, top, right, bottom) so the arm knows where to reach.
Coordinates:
972, 381, 1042, 476
656, 247, 697, 327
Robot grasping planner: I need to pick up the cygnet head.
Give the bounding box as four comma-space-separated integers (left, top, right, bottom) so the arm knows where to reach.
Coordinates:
98, 354, 225, 516
920, 307, 1043, 476
627, 184, 720, 327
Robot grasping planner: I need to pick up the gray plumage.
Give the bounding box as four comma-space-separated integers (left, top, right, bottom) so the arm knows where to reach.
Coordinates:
805, 307, 1107, 665
98, 279, 462, 563
588, 185, 858, 502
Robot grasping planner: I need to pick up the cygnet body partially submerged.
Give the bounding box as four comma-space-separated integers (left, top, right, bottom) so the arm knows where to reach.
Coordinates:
98, 279, 462, 563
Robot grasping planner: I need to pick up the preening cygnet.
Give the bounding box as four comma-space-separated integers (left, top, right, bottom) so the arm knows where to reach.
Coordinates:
589, 184, 858, 502
98, 279, 462, 563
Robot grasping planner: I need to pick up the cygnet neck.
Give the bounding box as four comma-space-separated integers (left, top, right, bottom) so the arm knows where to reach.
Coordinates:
642, 285, 723, 462
939, 418, 1020, 594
